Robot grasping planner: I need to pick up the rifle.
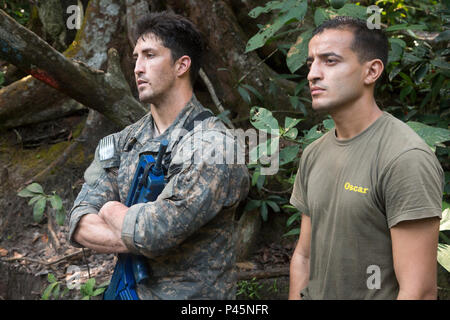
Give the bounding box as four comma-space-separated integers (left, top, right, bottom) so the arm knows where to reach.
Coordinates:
103, 139, 169, 300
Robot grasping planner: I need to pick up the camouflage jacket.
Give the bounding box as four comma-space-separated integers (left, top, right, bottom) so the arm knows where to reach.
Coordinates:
68, 95, 250, 299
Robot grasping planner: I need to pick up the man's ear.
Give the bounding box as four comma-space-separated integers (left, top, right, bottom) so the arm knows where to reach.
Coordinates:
175, 55, 192, 78
363, 59, 384, 85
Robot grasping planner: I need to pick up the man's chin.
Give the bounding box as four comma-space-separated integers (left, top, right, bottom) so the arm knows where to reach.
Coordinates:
311, 102, 333, 113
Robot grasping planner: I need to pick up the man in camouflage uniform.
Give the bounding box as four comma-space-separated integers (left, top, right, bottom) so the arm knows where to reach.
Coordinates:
68, 11, 249, 299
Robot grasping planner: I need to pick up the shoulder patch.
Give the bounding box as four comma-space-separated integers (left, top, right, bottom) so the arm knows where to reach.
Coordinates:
98, 135, 116, 161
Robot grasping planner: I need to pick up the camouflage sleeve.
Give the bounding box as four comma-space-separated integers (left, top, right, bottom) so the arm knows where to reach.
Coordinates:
121, 128, 249, 257
68, 134, 121, 247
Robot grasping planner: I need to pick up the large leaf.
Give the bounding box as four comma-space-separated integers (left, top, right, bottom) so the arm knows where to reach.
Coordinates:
33, 197, 46, 223
246, 0, 307, 53
250, 107, 279, 133
336, 3, 367, 19
279, 145, 300, 166
407, 121, 450, 151
286, 29, 313, 73
49, 194, 63, 210
314, 8, 330, 27
26, 182, 44, 194
18, 182, 44, 197
438, 244, 450, 273
248, 1, 284, 19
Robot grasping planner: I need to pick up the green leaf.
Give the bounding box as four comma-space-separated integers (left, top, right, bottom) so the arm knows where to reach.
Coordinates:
267, 195, 287, 203
437, 244, 450, 273
286, 212, 301, 227
250, 107, 279, 133
407, 121, 450, 150
294, 79, 308, 95
245, 199, 261, 212
285, 117, 302, 131
389, 64, 402, 82
33, 197, 47, 223
322, 119, 335, 131
283, 127, 298, 140
241, 84, 264, 102
402, 53, 422, 66
279, 145, 300, 166
414, 64, 429, 84
41, 282, 58, 300
336, 3, 367, 20
61, 287, 70, 298
430, 58, 450, 70
388, 42, 403, 63
440, 209, 450, 232
26, 183, 44, 194
237, 85, 252, 104
399, 85, 413, 101
251, 168, 260, 186
52, 283, 60, 299
283, 228, 300, 237
248, 1, 284, 19
246, 0, 307, 53
256, 174, 265, 191
286, 29, 313, 73
48, 273, 57, 283
302, 125, 324, 147
28, 195, 45, 206
435, 30, 450, 43
389, 38, 406, 49
17, 188, 38, 198
93, 287, 106, 296
82, 278, 95, 296
49, 194, 63, 210
314, 8, 329, 27
266, 200, 280, 212
260, 201, 269, 221
55, 208, 66, 226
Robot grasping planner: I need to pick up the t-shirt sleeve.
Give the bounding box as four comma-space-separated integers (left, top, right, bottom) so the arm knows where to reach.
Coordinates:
290, 160, 310, 216
381, 148, 444, 228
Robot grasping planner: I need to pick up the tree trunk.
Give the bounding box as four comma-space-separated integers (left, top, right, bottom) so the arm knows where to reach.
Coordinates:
166, 0, 297, 124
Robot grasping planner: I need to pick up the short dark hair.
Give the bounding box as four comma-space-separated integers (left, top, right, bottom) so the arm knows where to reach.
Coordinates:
134, 11, 204, 85
312, 16, 389, 75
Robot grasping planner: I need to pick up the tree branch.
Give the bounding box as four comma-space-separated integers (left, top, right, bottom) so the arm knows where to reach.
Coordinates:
0, 9, 146, 128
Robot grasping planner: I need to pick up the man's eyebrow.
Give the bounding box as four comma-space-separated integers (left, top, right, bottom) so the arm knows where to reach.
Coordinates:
306, 52, 344, 62
132, 47, 156, 57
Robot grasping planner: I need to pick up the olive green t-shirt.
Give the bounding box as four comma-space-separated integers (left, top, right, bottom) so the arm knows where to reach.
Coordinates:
290, 112, 444, 299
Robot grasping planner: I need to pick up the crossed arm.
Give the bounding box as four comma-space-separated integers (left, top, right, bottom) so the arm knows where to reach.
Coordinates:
73, 201, 129, 254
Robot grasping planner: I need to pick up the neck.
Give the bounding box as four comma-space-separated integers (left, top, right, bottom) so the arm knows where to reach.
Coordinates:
330, 93, 383, 140
150, 84, 193, 134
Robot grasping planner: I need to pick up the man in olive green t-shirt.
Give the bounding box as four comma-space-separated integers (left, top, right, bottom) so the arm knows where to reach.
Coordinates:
289, 17, 443, 300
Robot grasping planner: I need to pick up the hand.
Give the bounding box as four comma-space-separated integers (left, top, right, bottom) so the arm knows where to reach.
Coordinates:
98, 201, 128, 239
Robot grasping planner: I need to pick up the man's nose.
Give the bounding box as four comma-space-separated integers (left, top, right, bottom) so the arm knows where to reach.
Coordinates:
134, 58, 144, 75
307, 60, 322, 82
